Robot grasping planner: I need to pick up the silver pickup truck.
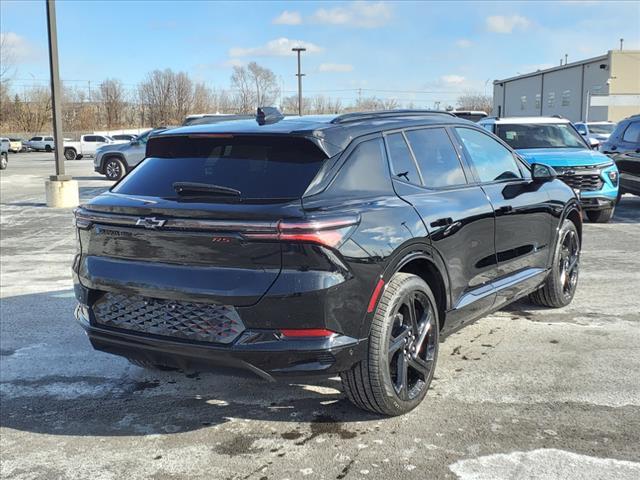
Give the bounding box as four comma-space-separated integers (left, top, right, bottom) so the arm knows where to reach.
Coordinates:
94, 128, 165, 180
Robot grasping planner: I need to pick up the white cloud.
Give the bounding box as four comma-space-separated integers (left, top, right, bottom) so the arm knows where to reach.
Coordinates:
311, 1, 392, 28
229, 38, 323, 57
486, 15, 531, 33
441, 75, 466, 85
456, 39, 473, 48
318, 63, 354, 73
0, 32, 41, 64
273, 11, 302, 25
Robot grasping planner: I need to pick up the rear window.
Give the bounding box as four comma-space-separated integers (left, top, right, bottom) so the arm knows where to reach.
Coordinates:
113, 135, 328, 200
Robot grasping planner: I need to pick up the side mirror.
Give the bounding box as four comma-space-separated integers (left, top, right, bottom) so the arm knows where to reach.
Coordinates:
531, 163, 557, 183
131, 140, 140, 146
588, 138, 600, 150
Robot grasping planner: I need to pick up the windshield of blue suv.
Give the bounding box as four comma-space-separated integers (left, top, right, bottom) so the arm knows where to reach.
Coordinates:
495, 123, 588, 150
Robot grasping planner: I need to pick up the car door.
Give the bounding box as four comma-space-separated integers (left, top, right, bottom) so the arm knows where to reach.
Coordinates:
83, 135, 99, 155
384, 127, 498, 332
452, 127, 555, 307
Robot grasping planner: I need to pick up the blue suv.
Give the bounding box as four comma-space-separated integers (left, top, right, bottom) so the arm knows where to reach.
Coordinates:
478, 117, 619, 222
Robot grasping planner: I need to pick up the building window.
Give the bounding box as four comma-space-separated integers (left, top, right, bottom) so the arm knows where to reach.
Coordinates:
535, 94, 541, 109
561, 90, 571, 107
520, 96, 527, 110
547, 92, 555, 108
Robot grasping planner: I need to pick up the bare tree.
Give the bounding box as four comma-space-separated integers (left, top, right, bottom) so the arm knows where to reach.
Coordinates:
456, 91, 493, 113
247, 62, 279, 107
192, 82, 212, 113
138, 69, 174, 125
231, 62, 280, 113
13, 87, 52, 135
97, 79, 125, 129
172, 72, 194, 121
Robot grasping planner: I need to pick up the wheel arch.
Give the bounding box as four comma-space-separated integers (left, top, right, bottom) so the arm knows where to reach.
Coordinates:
101, 153, 128, 172
382, 244, 451, 331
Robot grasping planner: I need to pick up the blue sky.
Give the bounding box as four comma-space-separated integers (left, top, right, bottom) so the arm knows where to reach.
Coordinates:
1, 0, 639, 107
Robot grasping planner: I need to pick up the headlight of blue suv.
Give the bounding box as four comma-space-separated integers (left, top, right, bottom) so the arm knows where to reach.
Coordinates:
607, 170, 618, 185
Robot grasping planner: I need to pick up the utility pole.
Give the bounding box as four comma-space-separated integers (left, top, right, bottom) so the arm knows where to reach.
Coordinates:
45, 0, 79, 207
46, 0, 66, 180
620, 38, 624, 50
292, 47, 306, 116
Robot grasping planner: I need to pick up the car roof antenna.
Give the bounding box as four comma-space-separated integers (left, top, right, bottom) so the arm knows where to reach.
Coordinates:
256, 107, 284, 126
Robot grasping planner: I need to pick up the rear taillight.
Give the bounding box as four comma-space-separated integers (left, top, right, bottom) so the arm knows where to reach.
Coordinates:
244, 214, 359, 248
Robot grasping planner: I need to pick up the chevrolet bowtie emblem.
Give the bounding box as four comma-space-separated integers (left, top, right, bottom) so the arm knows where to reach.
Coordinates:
135, 217, 166, 229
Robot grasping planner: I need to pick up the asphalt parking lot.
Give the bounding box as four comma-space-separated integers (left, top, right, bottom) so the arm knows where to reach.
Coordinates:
1, 152, 639, 480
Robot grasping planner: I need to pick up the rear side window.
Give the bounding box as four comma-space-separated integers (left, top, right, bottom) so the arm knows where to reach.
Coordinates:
622, 121, 640, 143
405, 128, 467, 188
386, 133, 421, 185
114, 135, 327, 200
31, 137, 41, 141
44, 137, 53, 141
327, 138, 392, 197
455, 128, 521, 183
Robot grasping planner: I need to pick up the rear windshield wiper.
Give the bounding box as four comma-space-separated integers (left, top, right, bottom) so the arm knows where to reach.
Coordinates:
173, 182, 241, 197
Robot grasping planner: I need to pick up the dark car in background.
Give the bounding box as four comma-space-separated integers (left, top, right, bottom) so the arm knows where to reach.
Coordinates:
600, 114, 640, 156
73, 109, 582, 416
600, 114, 640, 199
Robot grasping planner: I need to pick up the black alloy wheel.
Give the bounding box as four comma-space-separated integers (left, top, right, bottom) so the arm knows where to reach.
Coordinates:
530, 219, 580, 308
341, 272, 439, 415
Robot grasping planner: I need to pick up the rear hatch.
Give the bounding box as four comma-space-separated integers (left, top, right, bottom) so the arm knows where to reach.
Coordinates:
76, 134, 329, 306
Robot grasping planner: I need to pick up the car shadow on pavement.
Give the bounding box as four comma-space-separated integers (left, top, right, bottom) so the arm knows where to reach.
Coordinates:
0, 290, 381, 438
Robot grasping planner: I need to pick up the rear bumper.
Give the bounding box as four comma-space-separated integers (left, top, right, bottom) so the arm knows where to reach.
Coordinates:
75, 303, 367, 380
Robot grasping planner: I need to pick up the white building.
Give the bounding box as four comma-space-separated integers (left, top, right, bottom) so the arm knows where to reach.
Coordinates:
493, 50, 640, 123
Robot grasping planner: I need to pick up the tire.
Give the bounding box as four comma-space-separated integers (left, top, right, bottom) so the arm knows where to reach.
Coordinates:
530, 219, 580, 308
0, 153, 7, 170
586, 207, 615, 223
104, 157, 125, 181
76, 154, 83, 160
45, 145, 52, 152
127, 358, 176, 371
341, 272, 439, 416
64, 148, 77, 160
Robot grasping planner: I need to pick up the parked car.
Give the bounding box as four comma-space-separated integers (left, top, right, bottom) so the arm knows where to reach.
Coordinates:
8, 138, 24, 153
574, 121, 616, 148
0, 138, 9, 169
73, 109, 583, 416
63, 134, 115, 160
94, 128, 166, 180
600, 114, 640, 156
450, 110, 488, 122
478, 116, 619, 223
26, 135, 55, 152
612, 151, 640, 198
110, 134, 138, 142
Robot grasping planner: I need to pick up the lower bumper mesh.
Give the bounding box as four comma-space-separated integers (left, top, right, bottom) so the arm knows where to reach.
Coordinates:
93, 292, 245, 344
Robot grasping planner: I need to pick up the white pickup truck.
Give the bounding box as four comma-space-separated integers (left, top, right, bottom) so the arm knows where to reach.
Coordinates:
63, 134, 117, 160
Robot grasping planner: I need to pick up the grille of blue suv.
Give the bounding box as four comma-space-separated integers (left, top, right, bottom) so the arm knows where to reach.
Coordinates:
93, 292, 245, 344
555, 166, 604, 191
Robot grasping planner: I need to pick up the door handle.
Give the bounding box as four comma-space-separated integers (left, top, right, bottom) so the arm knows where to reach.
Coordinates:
430, 217, 453, 228
496, 205, 513, 215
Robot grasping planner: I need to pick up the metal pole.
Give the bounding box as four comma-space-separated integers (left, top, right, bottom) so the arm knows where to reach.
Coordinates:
292, 47, 306, 116
46, 0, 68, 180
585, 90, 590, 123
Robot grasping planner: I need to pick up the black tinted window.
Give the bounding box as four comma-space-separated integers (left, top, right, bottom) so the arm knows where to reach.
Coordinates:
114, 135, 327, 200
386, 133, 421, 185
405, 128, 467, 188
456, 128, 522, 183
328, 138, 392, 197
84, 136, 97, 142
622, 121, 640, 143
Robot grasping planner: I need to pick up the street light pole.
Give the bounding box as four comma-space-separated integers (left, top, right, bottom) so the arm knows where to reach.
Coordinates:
44, 0, 79, 208
291, 47, 306, 116
46, 0, 67, 180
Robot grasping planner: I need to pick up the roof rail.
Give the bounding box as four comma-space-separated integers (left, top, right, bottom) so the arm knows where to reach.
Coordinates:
330, 109, 455, 124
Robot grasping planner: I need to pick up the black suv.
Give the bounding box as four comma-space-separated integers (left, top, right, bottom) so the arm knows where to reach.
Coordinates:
73, 110, 582, 415
601, 114, 640, 198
